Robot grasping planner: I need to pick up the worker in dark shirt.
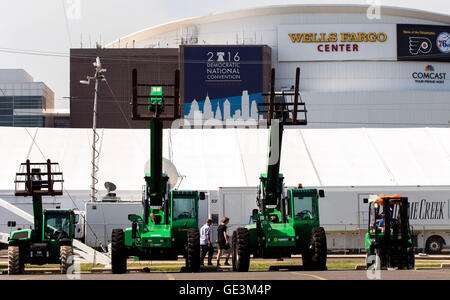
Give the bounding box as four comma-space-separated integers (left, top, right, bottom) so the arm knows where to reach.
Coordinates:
216, 217, 231, 266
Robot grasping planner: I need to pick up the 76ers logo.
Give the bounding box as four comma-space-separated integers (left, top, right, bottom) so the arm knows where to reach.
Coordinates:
409, 37, 432, 55
437, 32, 450, 53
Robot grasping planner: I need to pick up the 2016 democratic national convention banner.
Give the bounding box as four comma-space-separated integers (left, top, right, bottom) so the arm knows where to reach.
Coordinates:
182, 45, 264, 123
397, 24, 450, 62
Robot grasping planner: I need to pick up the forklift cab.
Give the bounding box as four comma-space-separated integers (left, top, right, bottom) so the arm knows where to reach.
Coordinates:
288, 189, 321, 221
170, 190, 199, 227
292, 194, 315, 220
368, 195, 409, 236
43, 210, 74, 241
171, 194, 197, 221
366, 194, 414, 269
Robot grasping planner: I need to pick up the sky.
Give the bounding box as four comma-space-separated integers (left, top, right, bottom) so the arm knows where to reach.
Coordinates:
0, 0, 449, 109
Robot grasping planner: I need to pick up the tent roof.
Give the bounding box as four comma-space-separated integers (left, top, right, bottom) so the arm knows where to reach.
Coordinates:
1, 127, 450, 191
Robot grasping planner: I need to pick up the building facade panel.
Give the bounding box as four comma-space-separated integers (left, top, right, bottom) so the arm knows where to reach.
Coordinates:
70, 48, 178, 129
100, 6, 450, 128
0, 69, 55, 128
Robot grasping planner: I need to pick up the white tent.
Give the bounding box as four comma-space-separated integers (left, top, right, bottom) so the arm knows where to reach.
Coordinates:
1, 127, 450, 195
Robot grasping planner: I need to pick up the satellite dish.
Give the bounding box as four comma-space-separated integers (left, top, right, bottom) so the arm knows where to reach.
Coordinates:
102, 181, 120, 202
104, 182, 117, 193
144, 158, 180, 190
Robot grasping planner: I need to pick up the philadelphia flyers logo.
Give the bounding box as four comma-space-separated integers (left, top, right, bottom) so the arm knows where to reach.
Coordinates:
409, 37, 432, 55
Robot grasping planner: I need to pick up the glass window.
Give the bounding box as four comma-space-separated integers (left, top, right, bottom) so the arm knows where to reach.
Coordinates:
293, 195, 314, 219
13, 96, 42, 109
0, 97, 13, 109
44, 212, 71, 239
0, 115, 13, 127
0, 108, 13, 115
172, 197, 196, 220
14, 115, 44, 127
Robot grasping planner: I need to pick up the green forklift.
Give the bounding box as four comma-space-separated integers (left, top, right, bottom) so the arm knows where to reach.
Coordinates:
110, 69, 204, 274
365, 194, 415, 270
232, 68, 327, 272
8, 159, 75, 274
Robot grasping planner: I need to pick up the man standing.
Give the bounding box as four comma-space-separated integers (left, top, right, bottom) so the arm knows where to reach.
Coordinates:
216, 217, 231, 266
200, 219, 213, 266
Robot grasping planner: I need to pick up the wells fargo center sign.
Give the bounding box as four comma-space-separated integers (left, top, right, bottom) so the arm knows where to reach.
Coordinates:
278, 24, 397, 61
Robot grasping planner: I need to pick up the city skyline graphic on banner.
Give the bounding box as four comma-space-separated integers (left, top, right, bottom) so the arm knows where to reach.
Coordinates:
184, 90, 262, 121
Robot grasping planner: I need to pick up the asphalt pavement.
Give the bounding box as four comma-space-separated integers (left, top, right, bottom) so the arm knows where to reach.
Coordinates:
2, 268, 450, 280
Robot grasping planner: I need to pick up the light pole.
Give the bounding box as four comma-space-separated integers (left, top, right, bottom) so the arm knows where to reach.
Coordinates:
80, 57, 106, 202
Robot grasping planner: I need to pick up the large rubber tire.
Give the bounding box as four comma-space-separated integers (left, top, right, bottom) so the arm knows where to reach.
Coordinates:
425, 236, 444, 254
60, 245, 73, 274
8, 246, 24, 275
407, 247, 415, 270
302, 227, 327, 271
186, 228, 200, 272
366, 252, 373, 270
232, 228, 250, 272
111, 229, 127, 274
231, 231, 237, 271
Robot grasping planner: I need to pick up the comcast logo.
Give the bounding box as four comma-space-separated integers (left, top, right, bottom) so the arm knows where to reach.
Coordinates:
425, 65, 435, 72
412, 65, 446, 82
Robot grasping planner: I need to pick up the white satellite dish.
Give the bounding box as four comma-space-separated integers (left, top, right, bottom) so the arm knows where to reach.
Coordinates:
144, 158, 180, 190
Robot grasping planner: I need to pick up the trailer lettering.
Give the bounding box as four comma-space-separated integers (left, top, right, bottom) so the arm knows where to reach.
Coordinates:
439, 202, 445, 219
410, 199, 446, 220
424, 201, 431, 219
411, 202, 418, 219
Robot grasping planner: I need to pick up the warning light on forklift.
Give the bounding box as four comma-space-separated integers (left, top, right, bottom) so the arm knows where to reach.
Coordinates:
148, 86, 164, 111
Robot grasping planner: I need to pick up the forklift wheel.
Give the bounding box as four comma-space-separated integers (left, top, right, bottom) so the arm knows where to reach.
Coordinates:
303, 227, 327, 271
111, 229, 127, 274
231, 231, 237, 271
233, 228, 250, 272
186, 228, 200, 272
407, 248, 415, 270
8, 246, 24, 275
60, 246, 73, 274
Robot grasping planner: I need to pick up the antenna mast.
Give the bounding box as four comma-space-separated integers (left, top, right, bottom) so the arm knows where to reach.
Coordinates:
80, 57, 107, 202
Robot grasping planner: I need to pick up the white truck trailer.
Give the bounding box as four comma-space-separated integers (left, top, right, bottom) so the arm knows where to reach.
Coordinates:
4, 186, 447, 253
81, 195, 209, 249
209, 186, 450, 253
1, 193, 209, 250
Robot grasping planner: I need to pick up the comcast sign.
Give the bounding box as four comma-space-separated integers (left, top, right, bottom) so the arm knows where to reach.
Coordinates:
412, 65, 447, 84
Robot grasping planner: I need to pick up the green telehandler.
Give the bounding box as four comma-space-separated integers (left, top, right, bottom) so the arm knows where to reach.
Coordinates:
111, 69, 204, 274
365, 194, 415, 270
232, 68, 327, 272
8, 159, 75, 274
